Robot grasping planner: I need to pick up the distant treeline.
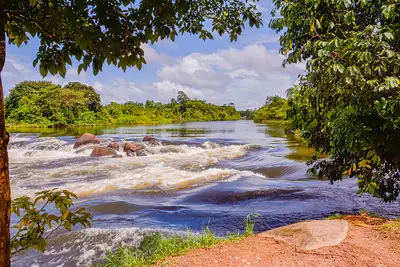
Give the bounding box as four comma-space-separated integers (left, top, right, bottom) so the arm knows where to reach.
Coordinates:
5, 81, 241, 127
251, 96, 288, 123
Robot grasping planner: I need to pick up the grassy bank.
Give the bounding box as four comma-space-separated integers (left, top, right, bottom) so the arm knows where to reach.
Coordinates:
96, 214, 258, 267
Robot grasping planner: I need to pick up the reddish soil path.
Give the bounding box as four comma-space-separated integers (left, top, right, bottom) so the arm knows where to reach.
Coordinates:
158, 215, 400, 267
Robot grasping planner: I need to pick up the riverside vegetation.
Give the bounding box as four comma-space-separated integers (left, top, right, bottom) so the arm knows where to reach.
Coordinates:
252, 95, 288, 123
96, 214, 258, 267
5, 81, 241, 127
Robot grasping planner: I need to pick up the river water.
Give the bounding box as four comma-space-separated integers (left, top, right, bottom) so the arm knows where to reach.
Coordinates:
9, 120, 400, 266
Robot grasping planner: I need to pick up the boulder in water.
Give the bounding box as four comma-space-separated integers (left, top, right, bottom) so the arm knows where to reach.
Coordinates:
125, 142, 146, 157
74, 133, 100, 149
91, 147, 117, 157
123, 143, 145, 152
107, 142, 120, 151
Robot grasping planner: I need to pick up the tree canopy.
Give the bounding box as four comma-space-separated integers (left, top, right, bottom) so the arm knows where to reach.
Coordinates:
3, 0, 262, 76
270, 0, 400, 201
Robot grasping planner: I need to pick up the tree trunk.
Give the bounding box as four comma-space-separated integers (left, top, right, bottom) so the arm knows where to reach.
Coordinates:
0, 11, 11, 267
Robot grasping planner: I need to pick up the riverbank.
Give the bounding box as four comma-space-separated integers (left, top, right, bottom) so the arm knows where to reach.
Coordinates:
156, 214, 400, 267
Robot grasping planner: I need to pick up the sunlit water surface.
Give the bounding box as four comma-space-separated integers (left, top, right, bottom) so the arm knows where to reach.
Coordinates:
9, 121, 399, 266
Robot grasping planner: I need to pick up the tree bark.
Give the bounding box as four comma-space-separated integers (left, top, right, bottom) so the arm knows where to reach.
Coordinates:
0, 9, 11, 267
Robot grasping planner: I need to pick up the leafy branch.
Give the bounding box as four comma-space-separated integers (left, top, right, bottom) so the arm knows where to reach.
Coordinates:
10, 189, 92, 256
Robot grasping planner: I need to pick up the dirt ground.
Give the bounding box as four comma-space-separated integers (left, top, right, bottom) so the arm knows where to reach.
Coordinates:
158, 215, 400, 267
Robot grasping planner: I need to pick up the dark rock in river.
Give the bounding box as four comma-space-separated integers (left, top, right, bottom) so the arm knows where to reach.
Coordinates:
74, 133, 100, 149
136, 150, 147, 156
126, 149, 147, 157
126, 150, 135, 157
112, 155, 124, 158
143, 135, 156, 142
161, 140, 173, 146
107, 142, 120, 151
91, 147, 117, 157
123, 143, 145, 153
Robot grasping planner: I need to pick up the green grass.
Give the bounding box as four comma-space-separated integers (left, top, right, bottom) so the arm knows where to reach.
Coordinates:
377, 221, 400, 233
96, 214, 258, 267
325, 213, 346, 220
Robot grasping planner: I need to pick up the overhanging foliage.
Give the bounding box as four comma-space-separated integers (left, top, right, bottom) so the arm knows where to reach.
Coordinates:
271, 0, 400, 201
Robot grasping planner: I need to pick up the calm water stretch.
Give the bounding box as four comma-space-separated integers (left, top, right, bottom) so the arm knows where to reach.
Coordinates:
9, 121, 400, 266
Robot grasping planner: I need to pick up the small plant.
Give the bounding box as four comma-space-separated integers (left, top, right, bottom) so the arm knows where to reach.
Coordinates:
226, 231, 243, 241
11, 189, 92, 256
244, 213, 259, 236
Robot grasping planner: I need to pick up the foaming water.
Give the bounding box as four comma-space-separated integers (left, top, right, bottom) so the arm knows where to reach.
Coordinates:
9, 121, 400, 266
10, 135, 258, 198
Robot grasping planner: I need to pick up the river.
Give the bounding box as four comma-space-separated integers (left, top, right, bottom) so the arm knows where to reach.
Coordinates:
9, 120, 400, 266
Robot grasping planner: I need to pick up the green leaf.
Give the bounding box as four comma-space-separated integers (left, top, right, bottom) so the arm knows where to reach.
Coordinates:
39, 65, 48, 77
64, 221, 72, 231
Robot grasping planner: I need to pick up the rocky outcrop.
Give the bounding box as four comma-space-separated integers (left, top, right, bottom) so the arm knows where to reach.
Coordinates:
90, 147, 117, 157
259, 219, 349, 250
74, 133, 100, 149
107, 142, 120, 151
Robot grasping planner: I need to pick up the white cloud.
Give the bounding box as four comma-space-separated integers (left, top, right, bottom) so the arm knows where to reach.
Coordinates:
3, 57, 30, 76
142, 43, 173, 65
149, 44, 305, 109
100, 78, 146, 104
93, 81, 104, 92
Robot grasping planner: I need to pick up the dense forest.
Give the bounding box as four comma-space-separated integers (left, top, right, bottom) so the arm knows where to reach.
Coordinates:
252, 96, 288, 123
5, 81, 241, 127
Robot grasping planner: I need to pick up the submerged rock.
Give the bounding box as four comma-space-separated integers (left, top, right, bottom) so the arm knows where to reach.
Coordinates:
107, 142, 120, 151
143, 135, 156, 142
91, 147, 117, 157
135, 150, 147, 156
126, 150, 135, 157
74, 133, 100, 149
161, 140, 173, 146
112, 154, 124, 159
126, 149, 147, 157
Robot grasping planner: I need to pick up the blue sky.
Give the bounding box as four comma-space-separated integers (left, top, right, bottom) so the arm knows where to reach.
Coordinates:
2, 0, 305, 110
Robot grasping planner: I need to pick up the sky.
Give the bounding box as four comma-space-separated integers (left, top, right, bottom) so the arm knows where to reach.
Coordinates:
2, 0, 305, 110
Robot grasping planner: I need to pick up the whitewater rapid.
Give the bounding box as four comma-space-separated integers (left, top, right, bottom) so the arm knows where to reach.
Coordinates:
9, 135, 262, 198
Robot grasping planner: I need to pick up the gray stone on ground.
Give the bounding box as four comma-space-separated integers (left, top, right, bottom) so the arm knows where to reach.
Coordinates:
259, 220, 348, 250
